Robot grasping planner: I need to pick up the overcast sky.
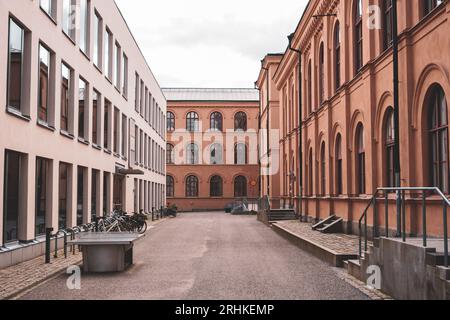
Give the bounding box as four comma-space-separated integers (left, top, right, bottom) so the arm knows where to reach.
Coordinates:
115, 0, 307, 88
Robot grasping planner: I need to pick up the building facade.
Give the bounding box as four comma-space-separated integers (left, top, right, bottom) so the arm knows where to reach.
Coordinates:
163, 88, 260, 212
256, 54, 283, 209
258, 0, 450, 235
0, 0, 166, 267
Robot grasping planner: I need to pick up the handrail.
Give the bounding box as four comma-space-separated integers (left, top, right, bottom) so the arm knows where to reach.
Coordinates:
358, 186, 449, 267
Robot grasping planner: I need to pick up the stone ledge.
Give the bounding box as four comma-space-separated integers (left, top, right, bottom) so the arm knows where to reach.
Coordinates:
272, 223, 358, 267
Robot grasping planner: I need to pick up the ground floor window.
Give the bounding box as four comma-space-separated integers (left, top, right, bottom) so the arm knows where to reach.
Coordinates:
210, 175, 223, 197
186, 175, 199, 197
166, 176, 174, 197
35, 157, 49, 236
113, 174, 124, 211
91, 170, 98, 221
59, 163, 69, 230
3, 150, 21, 243
234, 176, 247, 197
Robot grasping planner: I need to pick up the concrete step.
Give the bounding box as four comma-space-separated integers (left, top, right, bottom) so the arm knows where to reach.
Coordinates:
426, 252, 450, 267
347, 259, 362, 281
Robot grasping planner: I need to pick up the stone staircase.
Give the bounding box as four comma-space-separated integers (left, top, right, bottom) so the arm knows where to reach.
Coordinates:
268, 209, 297, 222
312, 215, 343, 234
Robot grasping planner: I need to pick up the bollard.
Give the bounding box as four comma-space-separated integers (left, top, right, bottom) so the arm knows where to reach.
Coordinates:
45, 227, 54, 264
54, 233, 58, 258
63, 233, 68, 258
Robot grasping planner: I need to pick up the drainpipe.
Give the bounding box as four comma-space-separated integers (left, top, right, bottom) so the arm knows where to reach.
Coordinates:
392, 0, 402, 236
288, 34, 303, 221
255, 82, 262, 199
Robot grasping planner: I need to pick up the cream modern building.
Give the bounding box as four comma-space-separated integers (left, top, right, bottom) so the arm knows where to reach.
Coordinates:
0, 0, 166, 267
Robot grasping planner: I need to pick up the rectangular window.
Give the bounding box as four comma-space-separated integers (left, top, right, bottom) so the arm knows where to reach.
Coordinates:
144, 133, 148, 167
135, 73, 140, 112
93, 12, 102, 68
91, 169, 98, 220
140, 129, 143, 165
40, 0, 56, 19
38, 44, 51, 123
35, 157, 49, 236
145, 87, 149, 122
80, 0, 90, 55
134, 125, 139, 165
103, 172, 110, 215
92, 90, 99, 145
59, 163, 69, 230
3, 151, 22, 243
114, 42, 121, 89
7, 18, 25, 112
121, 114, 127, 158
122, 54, 128, 98
104, 28, 112, 79
61, 63, 71, 132
104, 99, 111, 150
62, 0, 75, 41
78, 78, 88, 139
129, 119, 136, 165
76, 166, 85, 226
113, 107, 120, 154
140, 80, 145, 117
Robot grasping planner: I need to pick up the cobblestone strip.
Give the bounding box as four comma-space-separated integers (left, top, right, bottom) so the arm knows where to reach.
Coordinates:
1, 217, 172, 300
0, 250, 82, 300
275, 220, 364, 254
333, 267, 393, 300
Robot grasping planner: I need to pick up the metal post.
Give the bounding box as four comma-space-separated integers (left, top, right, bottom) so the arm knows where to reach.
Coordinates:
444, 204, 448, 267
392, 0, 402, 237
152, 208, 155, 221
45, 228, 53, 264
364, 210, 368, 253
374, 196, 378, 239
422, 192, 427, 247
402, 190, 406, 242
385, 191, 389, 237
63, 233, 68, 258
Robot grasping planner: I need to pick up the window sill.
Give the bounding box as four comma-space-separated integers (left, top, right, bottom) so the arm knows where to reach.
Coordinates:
113, 152, 121, 158
105, 76, 112, 84
62, 30, 76, 46
121, 156, 128, 161
122, 93, 128, 101
104, 149, 112, 155
37, 120, 55, 132
92, 144, 102, 151
78, 137, 90, 146
94, 64, 103, 74
39, 8, 57, 25
79, 48, 90, 61
6, 107, 31, 122
60, 130, 74, 140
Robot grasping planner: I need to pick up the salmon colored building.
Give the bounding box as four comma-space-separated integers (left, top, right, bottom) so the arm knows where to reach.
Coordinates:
258, 0, 450, 236
163, 88, 260, 212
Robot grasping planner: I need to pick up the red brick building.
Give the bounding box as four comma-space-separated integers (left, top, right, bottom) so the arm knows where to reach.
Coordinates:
257, 0, 450, 236
163, 88, 260, 212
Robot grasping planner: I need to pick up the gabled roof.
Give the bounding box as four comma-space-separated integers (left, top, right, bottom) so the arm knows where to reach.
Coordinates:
162, 88, 259, 102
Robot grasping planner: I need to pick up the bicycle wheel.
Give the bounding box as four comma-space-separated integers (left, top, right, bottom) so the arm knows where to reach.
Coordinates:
138, 221, 147, 234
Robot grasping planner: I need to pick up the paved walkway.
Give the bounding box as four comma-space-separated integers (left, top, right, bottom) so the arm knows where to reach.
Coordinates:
0, 217, 168, 300
275, 220, 362, 255
17, 212, 368, 300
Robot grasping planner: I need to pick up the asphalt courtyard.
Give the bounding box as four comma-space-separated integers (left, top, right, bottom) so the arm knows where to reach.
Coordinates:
19, 212, 368, 300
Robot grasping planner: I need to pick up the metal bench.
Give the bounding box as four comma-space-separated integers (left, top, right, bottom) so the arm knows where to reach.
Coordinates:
68, 232, 145, 273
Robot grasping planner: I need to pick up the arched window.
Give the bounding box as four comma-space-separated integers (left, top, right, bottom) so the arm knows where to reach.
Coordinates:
186, 112, 199, 132
354, 0, 363, 74
210, 112, 223, 132
319, 43, 325, 105
320, 142, 326, 196
335, 134, 343, 195
167, 111, 175, 132
234, 112, 247, 131
428, 85, 448, 193
185, 175, 199, 197
384, 108, 395, 187
166, 175, 174, 197
234, 176, 247, 197
210, 143, 223, 164
423, 0, 443, 16
356, 123, 366, 194
307, 149, 313, 196
210, 175, 223, 197
307, 60, 312, 114
334, 22, 341, 91
234, 143, 248, 165
166, 143, 174, 164
383, 0, 394, 50
186, 143, 199, 165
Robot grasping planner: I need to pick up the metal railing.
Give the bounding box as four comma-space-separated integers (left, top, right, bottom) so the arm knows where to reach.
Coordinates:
359, 187, 449, 267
